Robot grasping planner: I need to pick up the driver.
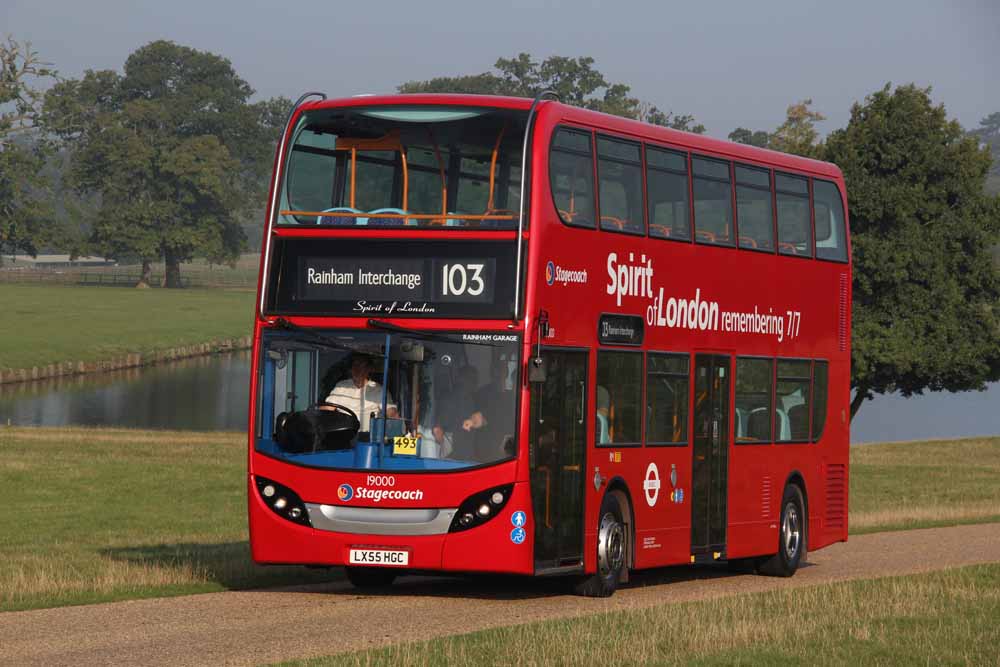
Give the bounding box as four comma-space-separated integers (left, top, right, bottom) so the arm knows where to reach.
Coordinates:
323, 355, 398, 431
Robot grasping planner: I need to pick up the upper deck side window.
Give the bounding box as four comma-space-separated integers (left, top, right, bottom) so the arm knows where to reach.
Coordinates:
775, 172, 812, 257
597, 135, 644, 235
646, 146, 691, 241
549, 127, 596, 228
278, 106, 526, 229
692, 156, 735, 247
735, 164, 774, 251
813, 180, 849, 262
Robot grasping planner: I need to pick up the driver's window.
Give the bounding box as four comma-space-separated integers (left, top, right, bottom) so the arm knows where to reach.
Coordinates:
272, 349, 317, 415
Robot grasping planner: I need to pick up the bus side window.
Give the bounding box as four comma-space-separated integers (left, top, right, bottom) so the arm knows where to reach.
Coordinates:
646, 146, 691, 241
813, 180, 849, 262
646, 353, 689, 444
776, 360, 811, 442
735, 357, 773, 443
596, 351, 643, 445
550, 127, 596, 228
692, 156, 734, 246
597, 135, 644, 235
735, 164, 774, 251
776, 173, 812, 257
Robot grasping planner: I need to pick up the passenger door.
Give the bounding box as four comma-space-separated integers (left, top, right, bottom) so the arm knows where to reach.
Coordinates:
691, 354, 730, 556
529, 349, 587, 571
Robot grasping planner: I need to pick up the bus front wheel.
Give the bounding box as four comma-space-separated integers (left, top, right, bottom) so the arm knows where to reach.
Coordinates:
574, 493, 627, 598
345, 566, 398, 589
759, 484, 806, 577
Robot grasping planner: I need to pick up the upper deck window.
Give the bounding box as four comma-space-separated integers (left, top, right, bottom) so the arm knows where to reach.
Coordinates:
597, 136, 644, 235
813, 180, 849, 262
735, 164, 774, 251
550, 127, 596, 228
278, 106, 526, 229
692, 156, 734, 246
646, 146, 690, 241
776, 172, 812, 256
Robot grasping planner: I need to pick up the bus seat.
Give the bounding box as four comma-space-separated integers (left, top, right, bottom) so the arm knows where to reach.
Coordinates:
747, 407, 770, 441
596, 412, 610, 445
649, 224, 672, 237
787, 404, 808, 440
601, 216, 625, 230
696, 230, 716, 243
739, 236, 758, 249
734, 407, 747, 439
318, 207, 366, 226
778, 242, 798, 254
367, 208, 411, 226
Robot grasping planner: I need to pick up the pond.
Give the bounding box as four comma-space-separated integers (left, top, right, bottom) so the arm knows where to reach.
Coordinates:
0, 351, 997, 443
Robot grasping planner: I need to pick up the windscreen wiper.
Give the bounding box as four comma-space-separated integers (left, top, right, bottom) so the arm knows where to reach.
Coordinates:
270, 317, 355, 352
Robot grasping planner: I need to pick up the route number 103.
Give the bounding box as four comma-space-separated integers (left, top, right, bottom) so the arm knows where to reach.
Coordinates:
441, 263, 485, 296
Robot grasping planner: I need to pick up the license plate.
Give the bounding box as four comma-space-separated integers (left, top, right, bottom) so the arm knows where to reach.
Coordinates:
348, 548, 409, 567
392, 435, 420, 456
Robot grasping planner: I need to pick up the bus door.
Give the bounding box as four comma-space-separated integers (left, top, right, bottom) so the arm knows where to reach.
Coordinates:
529, 348, 587, 571
691, 354, 730, 556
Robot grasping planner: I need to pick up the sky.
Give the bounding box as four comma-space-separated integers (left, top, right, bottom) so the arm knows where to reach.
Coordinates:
4, 0, 999, 138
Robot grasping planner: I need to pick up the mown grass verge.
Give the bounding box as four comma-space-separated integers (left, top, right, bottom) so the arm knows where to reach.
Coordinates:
0, 427, 337, 612
849, 437, 1000, 534
283, 563, 1000, 666
1, 428, 998, 613
0, 284, 253, 371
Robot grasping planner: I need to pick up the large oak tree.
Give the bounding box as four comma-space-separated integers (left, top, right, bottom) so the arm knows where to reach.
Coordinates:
825, 84, 1000, 418
42, 40, 284, 286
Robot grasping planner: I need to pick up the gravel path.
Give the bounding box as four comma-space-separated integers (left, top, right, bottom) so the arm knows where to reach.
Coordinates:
3, 522, 999, 666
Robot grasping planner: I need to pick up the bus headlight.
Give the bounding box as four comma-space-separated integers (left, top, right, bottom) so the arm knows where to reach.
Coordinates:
255, 476, 312, 527
449, 484, 514, 533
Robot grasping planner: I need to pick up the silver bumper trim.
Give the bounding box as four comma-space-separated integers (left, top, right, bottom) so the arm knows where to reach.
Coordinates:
305, 504, 458, 536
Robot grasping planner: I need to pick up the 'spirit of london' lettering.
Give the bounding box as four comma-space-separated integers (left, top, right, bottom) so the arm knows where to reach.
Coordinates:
605, 251, 798, 342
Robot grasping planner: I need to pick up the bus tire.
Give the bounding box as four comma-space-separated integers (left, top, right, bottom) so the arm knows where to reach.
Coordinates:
759, 484, 806, 577
574, 493, 627, 598
344, 566, 398, 589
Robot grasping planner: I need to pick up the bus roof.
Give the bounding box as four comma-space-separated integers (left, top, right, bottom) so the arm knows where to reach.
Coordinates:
304, 93, 843, 180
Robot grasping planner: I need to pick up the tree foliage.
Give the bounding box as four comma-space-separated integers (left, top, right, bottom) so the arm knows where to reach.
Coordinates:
42, 40, 285, 286
399, 53, 705, 133
971, 112, 1000, 195
825, 84, 1000, 419
769, 99, 825, 158
728, 127, 770, 148
0, 36, 58, 261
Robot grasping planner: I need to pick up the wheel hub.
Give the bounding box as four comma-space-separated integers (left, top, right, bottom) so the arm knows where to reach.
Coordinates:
597, 511, 625, 576
782, 502, 801, 560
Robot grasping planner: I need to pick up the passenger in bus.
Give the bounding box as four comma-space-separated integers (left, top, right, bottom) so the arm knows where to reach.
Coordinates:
322, 355, 398, 432
596, 386, 611, 444
458, 355, 516, 461
429, 365, 479, 459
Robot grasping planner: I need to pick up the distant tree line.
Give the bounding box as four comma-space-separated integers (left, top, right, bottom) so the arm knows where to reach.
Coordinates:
2, 40, 999, 418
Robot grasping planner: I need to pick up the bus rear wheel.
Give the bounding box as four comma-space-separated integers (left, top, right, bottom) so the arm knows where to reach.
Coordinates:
345, 566, 398, 589
759, 484, 806, 577
574, 493, 627, 598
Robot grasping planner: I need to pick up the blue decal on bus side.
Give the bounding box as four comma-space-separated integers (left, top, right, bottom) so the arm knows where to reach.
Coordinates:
511, 527, 526, 544
511, 510, 527, 527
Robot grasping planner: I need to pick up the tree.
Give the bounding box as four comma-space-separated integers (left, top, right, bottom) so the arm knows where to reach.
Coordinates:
768, 99, 825, 158
42, 41, 283, 286
971, 112, 1000, 195
825, 84, 1000, 419
0, 36, 58, 263
399, 53, 705, 133
728, 127, 770, 148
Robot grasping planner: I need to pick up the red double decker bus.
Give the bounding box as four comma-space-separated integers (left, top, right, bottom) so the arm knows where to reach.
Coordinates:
249, 92, 850, 596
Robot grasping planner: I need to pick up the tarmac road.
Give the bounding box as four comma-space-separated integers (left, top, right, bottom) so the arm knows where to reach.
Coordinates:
2, 522, 999, 666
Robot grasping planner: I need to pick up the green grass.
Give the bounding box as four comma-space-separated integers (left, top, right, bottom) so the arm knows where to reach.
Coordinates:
285, 563, 1000, 666
850, 437, 1000, 534
0, 284, 254, 370
1, 429, 998, 614
0, 427, 338, 612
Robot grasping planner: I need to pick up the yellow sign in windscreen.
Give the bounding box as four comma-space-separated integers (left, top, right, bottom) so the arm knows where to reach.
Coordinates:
392, 435, 419, 456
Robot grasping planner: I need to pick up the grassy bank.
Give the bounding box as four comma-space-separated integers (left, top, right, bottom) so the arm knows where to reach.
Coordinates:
0, 284, 254, 371
850, 437, 1000, 534
288, 563, 1000, 666
1, 428, 998, 613
0, 427, 336, 612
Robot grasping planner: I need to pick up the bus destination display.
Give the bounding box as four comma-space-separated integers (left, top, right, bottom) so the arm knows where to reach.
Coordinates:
266, 238, 516, 318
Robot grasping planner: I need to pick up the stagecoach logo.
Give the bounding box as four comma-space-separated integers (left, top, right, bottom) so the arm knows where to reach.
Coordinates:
545, 260, 588, 286
644, 463, 661, 507
337, 483, 354, 501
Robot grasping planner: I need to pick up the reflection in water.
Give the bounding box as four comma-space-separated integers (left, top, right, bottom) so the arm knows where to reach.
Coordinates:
0, 352, 250, 430
1, 350, 997, 441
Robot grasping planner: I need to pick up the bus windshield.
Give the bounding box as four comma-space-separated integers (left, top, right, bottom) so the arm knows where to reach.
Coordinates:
276, 106, 527, 229
256, 330, 520, 471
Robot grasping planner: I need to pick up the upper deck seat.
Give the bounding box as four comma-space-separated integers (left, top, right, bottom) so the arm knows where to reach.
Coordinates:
317, 207, 366, 226
367, 208, 413, 226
